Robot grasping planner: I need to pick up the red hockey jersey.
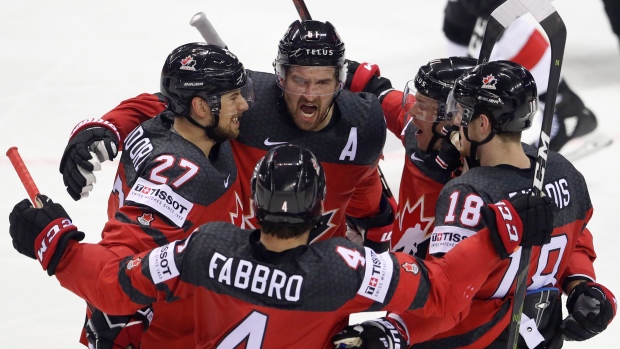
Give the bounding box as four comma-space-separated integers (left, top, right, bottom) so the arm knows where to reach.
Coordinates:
56, 221, 509, 349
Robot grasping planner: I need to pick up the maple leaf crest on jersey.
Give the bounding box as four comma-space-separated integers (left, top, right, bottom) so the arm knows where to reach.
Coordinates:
137, 213, 155, 226
401, 262, 419, 275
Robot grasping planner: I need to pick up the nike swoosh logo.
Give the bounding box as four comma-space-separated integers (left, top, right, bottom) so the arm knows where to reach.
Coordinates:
264, 138, 288, 146
410, 152, 424, 162
224, 174, 230, 188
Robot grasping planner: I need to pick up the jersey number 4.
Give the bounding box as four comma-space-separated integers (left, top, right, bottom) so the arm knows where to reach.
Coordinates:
217, 311, 267, 349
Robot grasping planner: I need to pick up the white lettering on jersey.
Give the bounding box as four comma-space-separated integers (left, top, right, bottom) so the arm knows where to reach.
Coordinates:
357, 248, 394, 303
149, 242, 179, 283
339, 127, 358, 161
208, 252, 303, 302
429, 225, 476, 255
126, 178, 193, 227
125, 126, 154, 171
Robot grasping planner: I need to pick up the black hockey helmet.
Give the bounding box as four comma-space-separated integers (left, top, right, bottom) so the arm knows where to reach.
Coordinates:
274, 20, 347, 93
252, 144, 326, 227
447, 60, 538, 133
402, 56, 477, 122
160, 42, 254, 117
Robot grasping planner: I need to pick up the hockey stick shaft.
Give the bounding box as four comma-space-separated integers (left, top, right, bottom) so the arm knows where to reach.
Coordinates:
292, 0, 312, 20
6, 147, 43, 208
504, 2, 566, 349
478, 0, 529, 64
189, 12, 227, 48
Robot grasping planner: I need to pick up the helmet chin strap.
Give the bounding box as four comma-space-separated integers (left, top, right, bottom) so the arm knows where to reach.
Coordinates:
463, 125, 495, 169
423, 121, 445, 154
183, 109, 226, 143
316, 90, 340, 128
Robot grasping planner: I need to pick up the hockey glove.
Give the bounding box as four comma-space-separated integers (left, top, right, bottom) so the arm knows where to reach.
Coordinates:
345, 60, 395, 102
481, 193, 554, 259
9, 195, 85, 276
434, 127, 462, 173
562, 282, 617, 341
60, 119, 120, 201
84, 304, 154, 349
332, 317, 408, 349
346, 192, 396, 253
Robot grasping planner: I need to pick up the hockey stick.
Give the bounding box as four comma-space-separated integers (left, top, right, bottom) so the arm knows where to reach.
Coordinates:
189, 12, 227, 48
292, 0, 312, 20
478, 1, 566, 348
477, 0, 530, 64
6, 147, 43, 208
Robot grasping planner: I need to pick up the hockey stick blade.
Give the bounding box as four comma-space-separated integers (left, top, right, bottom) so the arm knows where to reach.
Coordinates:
292, 0, 312, 21
478, 0, 529, 64
189, 12, 227, 48
509, 2, 567, 349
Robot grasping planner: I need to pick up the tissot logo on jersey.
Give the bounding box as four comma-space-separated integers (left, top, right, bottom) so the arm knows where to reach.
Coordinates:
148, 243, 179, 283
357, 248, 394, 303
209, 252, 303, 302
126, 178, 193, 228
429, 226, 476, 255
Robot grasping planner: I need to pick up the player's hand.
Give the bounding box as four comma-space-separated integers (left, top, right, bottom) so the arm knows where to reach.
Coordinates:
347, 192, 396, 253
562, 282, 617, 341
481, 193, 554, 259
85, 305, 154, 349
332, 317, 408, 349
60, 121, 119, 201
434, 126, 462, 173
344, 60, 394, 102
8, 195, 85, 275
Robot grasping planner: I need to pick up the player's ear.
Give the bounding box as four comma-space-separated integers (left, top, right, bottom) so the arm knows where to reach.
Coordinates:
191, 97, 212, 120
479, 113, 493, 134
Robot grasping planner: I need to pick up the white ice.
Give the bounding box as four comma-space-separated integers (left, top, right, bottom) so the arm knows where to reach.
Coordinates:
1, 1, 618, 348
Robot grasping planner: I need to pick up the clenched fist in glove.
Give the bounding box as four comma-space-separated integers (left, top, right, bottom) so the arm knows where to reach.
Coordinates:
562, 281, 617, 341
481, 193, 555, 259
434, 126, 462, 173
9, 195, 85, 275
85, 304, 154, 349
332, 317, 408, 349
345, 60, 395, 102
60, 119, 120, 200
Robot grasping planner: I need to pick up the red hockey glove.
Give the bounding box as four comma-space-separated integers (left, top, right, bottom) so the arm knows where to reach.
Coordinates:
333, 316, 408, 349
345, 60, 394, 102
9, 195, 85, 275
562, 282, 617, 341
60, 119, 120, 201
481, 193, 554, 259
84, 304, 154, 349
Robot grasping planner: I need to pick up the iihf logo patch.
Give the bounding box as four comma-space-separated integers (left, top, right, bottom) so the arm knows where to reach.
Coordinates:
401, 262, 419, 274
481, 74, 498, 90
180, 55, 197, 71
137, 213, 155, 226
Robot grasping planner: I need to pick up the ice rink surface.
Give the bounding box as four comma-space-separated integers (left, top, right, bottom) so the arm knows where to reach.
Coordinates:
1, 1, 619, 347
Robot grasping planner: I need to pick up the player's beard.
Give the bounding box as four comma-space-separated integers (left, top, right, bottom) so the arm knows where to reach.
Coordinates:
208, 114, 241, 143
208, 123, 238, 143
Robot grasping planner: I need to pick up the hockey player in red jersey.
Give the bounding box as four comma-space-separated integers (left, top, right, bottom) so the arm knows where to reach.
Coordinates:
338, 61, 617, 348
56, 42, 254, 349
442, 0, 601, 153
346, 57, 476, 259
10, 144, 556, 349
59, 19, 394, 253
